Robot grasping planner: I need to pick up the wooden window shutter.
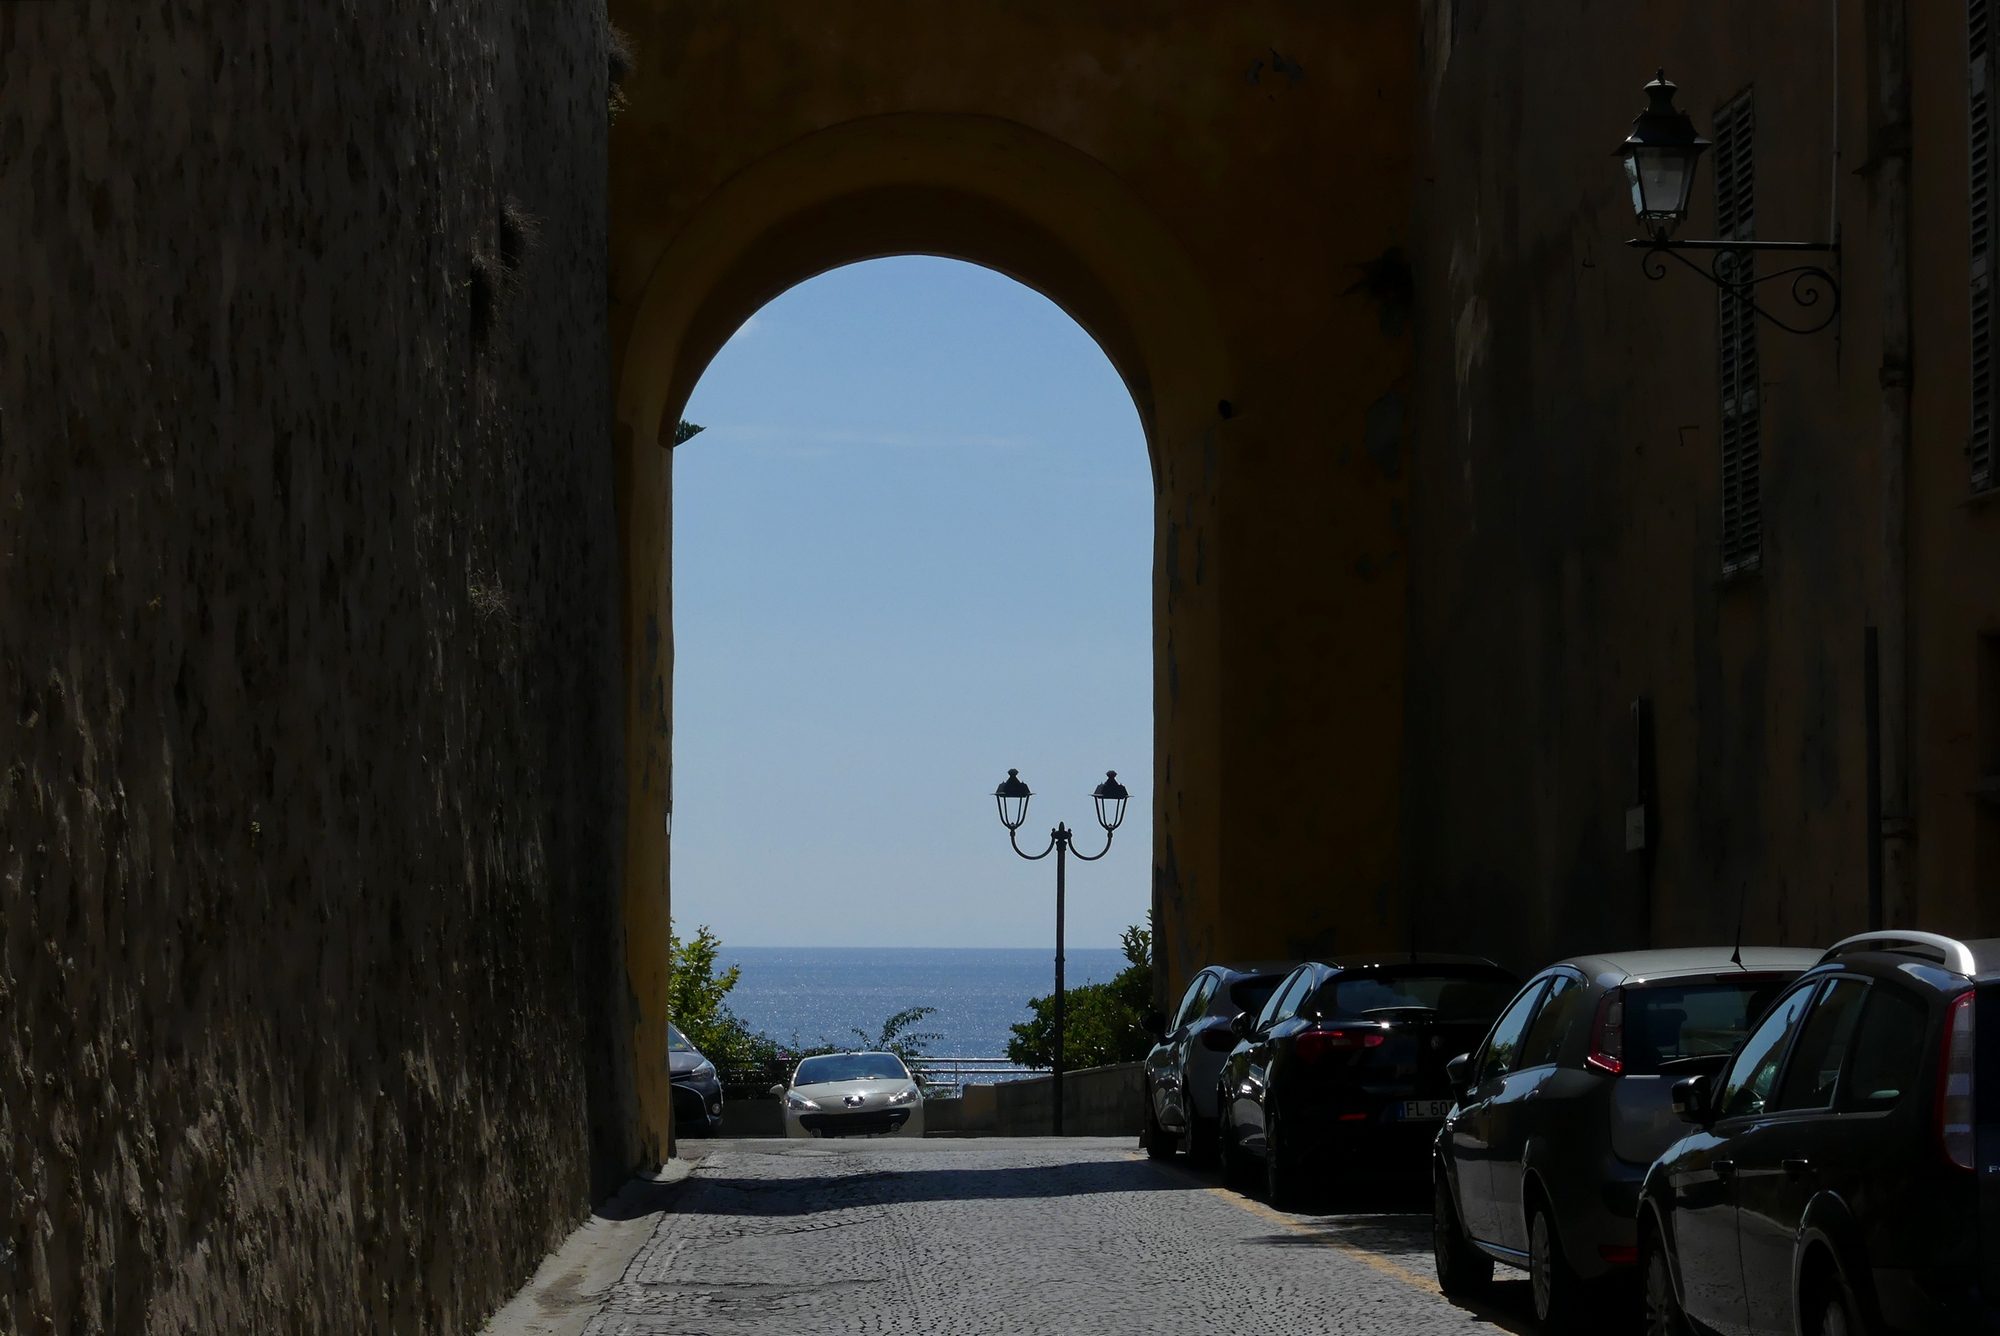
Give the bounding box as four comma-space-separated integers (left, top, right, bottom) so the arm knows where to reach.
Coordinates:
1973, 0, 1997, 491
1714, 90, 1762, 573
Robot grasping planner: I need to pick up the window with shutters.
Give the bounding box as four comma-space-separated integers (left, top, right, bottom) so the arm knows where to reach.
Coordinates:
1971, 0, 1997, 492
1714, 90, 1762, 574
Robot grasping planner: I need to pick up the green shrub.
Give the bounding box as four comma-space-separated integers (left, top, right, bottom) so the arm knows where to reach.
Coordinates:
1005, 920, 1153, 1070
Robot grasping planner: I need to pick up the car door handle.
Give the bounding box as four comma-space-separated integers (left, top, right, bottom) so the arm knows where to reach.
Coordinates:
1713, 1160, 1736, 1181
1782, 1158, 1813, 1179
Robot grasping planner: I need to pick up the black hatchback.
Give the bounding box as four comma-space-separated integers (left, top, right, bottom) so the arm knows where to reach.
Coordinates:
1639, 931, 2000, 1336
1216, 954, 1518, 1206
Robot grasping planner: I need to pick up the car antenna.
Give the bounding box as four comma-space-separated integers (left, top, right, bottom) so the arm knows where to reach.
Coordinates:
1729, 877, 1746, 968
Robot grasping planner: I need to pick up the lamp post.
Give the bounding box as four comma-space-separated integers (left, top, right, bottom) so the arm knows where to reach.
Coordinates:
993, 768, 1128, 1135
1615, 69, 1841, 335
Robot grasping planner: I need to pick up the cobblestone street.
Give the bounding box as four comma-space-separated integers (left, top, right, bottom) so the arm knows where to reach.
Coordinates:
578, 1138, 1542, 1336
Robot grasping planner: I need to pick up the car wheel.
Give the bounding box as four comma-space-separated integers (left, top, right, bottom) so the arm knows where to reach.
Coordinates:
1529, 1199, 1587, 1331
1264, 1106, 1304, 1209
1217, 1105, 1249, 1191
1182, 1114, 1217, 1166
1809, 1267, 1865, 1336
1432, 1171, 1492, 1296
1641, 1229, 1690, 1336
1143, 1102, 1177, 1161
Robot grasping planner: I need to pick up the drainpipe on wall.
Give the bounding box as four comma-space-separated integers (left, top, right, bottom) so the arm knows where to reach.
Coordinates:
1870, 0, 1915, 925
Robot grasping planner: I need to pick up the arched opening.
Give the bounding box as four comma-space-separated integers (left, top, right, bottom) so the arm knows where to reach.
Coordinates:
612, 113, 1237, 1157
670, 255, 1154, 1060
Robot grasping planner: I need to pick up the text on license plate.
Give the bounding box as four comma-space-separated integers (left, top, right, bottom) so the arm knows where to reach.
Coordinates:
1393, 1099, 1453, 1121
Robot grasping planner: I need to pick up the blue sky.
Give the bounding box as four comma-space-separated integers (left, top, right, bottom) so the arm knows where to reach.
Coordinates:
671, 257, 1153, 950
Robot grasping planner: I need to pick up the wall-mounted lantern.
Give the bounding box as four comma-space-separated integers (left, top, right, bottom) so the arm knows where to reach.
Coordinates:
1617, 72, 1709, 242
1616, 70, 1841, 336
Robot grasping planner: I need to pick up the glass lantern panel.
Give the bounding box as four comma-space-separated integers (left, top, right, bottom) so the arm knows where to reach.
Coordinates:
1633, 147, 1695, 226
997, 791, 1030, 830
1095, 793, 1127, 832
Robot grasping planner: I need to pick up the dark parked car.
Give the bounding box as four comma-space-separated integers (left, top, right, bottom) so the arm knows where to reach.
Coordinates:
669, 1022, 724, 1136
1216, 954, 1518, 1206
1140, 961, 1292, 1161
1429, 947, 1819, 1329
1639, 930, 2000, 1336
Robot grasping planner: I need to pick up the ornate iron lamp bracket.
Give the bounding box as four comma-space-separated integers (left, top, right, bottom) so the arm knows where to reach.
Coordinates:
1629, 238, 1841, 336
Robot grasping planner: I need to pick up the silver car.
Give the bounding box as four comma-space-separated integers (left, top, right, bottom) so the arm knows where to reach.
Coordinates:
776, 1051, 925, 1139
1430, 946, 1823, 1330
1140, 961, 1292, 1161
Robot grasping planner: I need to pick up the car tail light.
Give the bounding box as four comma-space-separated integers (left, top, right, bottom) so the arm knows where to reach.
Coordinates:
1294, 1026, 1387, 1062
1585, 988, 1625, 1076
1938, 990, 1976, 1172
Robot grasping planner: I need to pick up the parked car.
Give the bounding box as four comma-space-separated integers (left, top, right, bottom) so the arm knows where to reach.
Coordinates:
669, 1022, 725, 1137
1216, 954, 1519, 1206
776, 1050, 926, 1139
1428, 947, 1819, 1329
1140, 961, 1293, 1162
1638, 930, 2000, 1336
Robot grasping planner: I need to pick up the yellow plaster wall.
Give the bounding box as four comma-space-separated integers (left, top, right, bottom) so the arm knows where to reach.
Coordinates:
616, 422, 676, 1160
608, 1, 1418, 1016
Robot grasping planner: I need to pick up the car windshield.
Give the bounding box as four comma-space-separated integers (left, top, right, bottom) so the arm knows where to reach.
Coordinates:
667, 1024, 695, 1053
1229, 977, 1283, 1015
1622, 976, 1796, 1075
1315, 970, 1516, 1021
794, 1053, 911, 1085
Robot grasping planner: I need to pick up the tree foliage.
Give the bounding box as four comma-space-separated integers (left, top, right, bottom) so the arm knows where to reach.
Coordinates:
1005, 920, 1154, 1070
852, 1005, 943, 1072
667, 921, 776, 1075
669, 920, 944, 1092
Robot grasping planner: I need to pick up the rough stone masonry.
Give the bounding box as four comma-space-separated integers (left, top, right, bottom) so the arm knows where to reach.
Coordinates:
0, 3, 631, 1331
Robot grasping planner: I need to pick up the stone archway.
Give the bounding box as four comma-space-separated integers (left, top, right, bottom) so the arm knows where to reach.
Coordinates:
609, 2, 1417, 1158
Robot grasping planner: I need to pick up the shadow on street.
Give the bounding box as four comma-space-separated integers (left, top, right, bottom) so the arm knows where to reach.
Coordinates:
688, 1157, 1213, 1214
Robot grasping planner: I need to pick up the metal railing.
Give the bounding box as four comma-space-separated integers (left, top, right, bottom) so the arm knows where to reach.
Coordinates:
724, 1056, 1047, 1099
910, 1056, 1046, 1096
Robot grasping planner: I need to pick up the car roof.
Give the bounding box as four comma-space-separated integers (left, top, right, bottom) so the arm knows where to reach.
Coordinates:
1316, 952, 1510, 972
1551, 946, 1824, 984
1205, 960, 1296, 979
1817, 931, 2000, 978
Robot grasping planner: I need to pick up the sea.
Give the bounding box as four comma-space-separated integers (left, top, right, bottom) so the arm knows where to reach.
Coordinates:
721, 945, 1129, 1075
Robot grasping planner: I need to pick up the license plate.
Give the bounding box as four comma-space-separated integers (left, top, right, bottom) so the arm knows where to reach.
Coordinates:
1393, 1099, 1453, 1121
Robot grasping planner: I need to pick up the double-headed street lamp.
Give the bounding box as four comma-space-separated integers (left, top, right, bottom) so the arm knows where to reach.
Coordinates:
993, 767, 1129, 1135
1615, 68, 1841, 335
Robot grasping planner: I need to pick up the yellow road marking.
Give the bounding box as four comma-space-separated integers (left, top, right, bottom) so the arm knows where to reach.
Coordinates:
1123, 1151, 1442, 1297
1204, 1186, 1445, 1296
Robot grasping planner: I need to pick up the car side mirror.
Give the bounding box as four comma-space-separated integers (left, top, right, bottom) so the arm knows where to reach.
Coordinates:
1671, 1074, 1712, 1124
1445, 1052, 1473, 1094
767, 1084, 786, 1100
1142, 1006, 1167, 1039
1229, 1012, 1255, 1039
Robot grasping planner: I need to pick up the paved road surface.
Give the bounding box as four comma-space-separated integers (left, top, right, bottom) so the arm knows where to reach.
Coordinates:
577, 1137, 1546, 1336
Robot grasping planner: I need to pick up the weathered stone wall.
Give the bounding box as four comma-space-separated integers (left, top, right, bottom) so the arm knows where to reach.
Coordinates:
1401, 0, 1999, 964
0, 3, 628, 1332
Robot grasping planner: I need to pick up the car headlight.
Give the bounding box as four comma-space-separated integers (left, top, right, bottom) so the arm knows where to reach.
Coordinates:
785, 1092, 820, 1112
692, 1060, 716, 1080
887, 1086, 920, 1106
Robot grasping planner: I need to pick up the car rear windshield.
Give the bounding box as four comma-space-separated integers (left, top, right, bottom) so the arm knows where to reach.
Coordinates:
1229, 977, 1283, 1015
1621, 976, 1795, 1075
1314, 970, 1516, 1021
795, 1053, 911, 1085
